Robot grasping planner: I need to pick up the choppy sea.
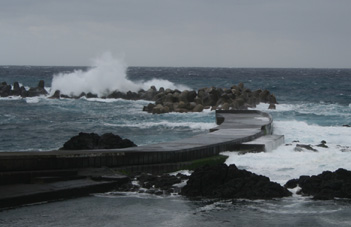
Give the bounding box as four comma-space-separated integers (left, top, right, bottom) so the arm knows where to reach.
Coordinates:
1, 57, 351, 226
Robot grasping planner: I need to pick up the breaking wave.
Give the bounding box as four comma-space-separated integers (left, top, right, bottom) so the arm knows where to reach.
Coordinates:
50, 52, 190, 97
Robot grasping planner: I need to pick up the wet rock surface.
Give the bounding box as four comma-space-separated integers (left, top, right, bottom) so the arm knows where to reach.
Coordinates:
181, 164, 291, 200
285, 168, 351, 200
60, 132, 137, 150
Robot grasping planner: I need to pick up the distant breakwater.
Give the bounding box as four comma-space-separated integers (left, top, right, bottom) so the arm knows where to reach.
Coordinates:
1, 80, 278, 113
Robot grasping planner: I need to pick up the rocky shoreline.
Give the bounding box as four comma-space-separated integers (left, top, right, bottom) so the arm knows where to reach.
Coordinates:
1, 80, 278, 113
114, 164, 351, 201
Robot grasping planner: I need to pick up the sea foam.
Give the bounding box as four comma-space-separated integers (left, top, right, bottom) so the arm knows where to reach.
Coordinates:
223, 119, 351, 185
50, 52, 190, 97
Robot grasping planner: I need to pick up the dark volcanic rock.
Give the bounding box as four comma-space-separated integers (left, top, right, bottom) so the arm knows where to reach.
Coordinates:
50, 90, 61, 99
316, 140, 328, 148
61, 132, 101, 150
26, 80, 48, 97
115, 173, 187, 195
181, 164, 291, 200
60, 132, 137, 150
0, 84, 11, 97
285, 168, 351, 200
98, 133, 137, 149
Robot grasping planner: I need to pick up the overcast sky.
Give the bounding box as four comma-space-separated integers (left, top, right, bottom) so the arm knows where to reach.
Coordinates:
0, 0, 350, 68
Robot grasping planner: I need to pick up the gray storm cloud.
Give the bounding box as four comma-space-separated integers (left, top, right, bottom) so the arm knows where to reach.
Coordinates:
0, 0, 350, 68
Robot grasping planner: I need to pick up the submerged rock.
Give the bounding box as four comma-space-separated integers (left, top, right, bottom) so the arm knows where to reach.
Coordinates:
316, 140, 328, 148
60, 132, 137, 150
285, 168, 351, 200
294, 144, 318, 152
181, 164, 291, 200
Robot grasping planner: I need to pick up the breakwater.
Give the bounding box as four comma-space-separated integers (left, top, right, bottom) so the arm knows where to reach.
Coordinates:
0, 110, 275, 172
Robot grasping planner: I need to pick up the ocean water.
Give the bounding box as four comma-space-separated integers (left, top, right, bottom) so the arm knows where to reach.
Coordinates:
1, 57, 351, 226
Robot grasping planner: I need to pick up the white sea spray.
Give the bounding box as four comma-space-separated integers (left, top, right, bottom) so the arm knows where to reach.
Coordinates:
50, 52, 190, 97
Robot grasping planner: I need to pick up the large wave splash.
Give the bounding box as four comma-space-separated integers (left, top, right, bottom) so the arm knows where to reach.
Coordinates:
51, 53, 190, 97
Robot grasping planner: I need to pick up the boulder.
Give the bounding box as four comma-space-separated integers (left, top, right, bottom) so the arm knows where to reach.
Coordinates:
179, 90, 189, 103
142, 87, 157, 100
152, 104, 164, 114
86, 92, 98, 98
99, 133, 137, 149
60, 132, 101, 150
126, 91, 140, 100
60, 132, 137, 150
187, 90, 197, 102
11, 82, 21, 96
294, 144, 318, 152
181, 164, 292, 199
193, 104, 204, 112
163, 93, 174, 103
269, 94, 278, 104
285, 168, 351, 200
222, 103, 230, 110
188, 102, 197, 110
178, 101, 188, 109
0, 84, 11, 97
316, 140, 328, 148
38, 80, 45, 89
259, 90, 270, 103
268, 103, 276, 109
20, 86, 28, 97
143, 103, 155, 113
107, 91, 125, 99
27, 80, 48, 97
50, 90, 61, 99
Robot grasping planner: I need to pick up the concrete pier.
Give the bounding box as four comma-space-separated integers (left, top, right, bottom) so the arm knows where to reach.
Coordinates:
0, 110, 277, 171
0, 110, 275, 172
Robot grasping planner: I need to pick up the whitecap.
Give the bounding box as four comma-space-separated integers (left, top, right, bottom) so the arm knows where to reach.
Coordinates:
104, 120, 216, 131
0, 96, 22, 101
25, 97, 40, 103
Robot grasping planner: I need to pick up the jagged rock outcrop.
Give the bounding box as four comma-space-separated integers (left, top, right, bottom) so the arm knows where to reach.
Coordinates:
181, 164, 291, 200
285, 168, 351, 200
60, 132, 137, 150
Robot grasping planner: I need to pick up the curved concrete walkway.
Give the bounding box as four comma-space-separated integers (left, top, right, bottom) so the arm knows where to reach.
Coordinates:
0, 110, 274, 172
